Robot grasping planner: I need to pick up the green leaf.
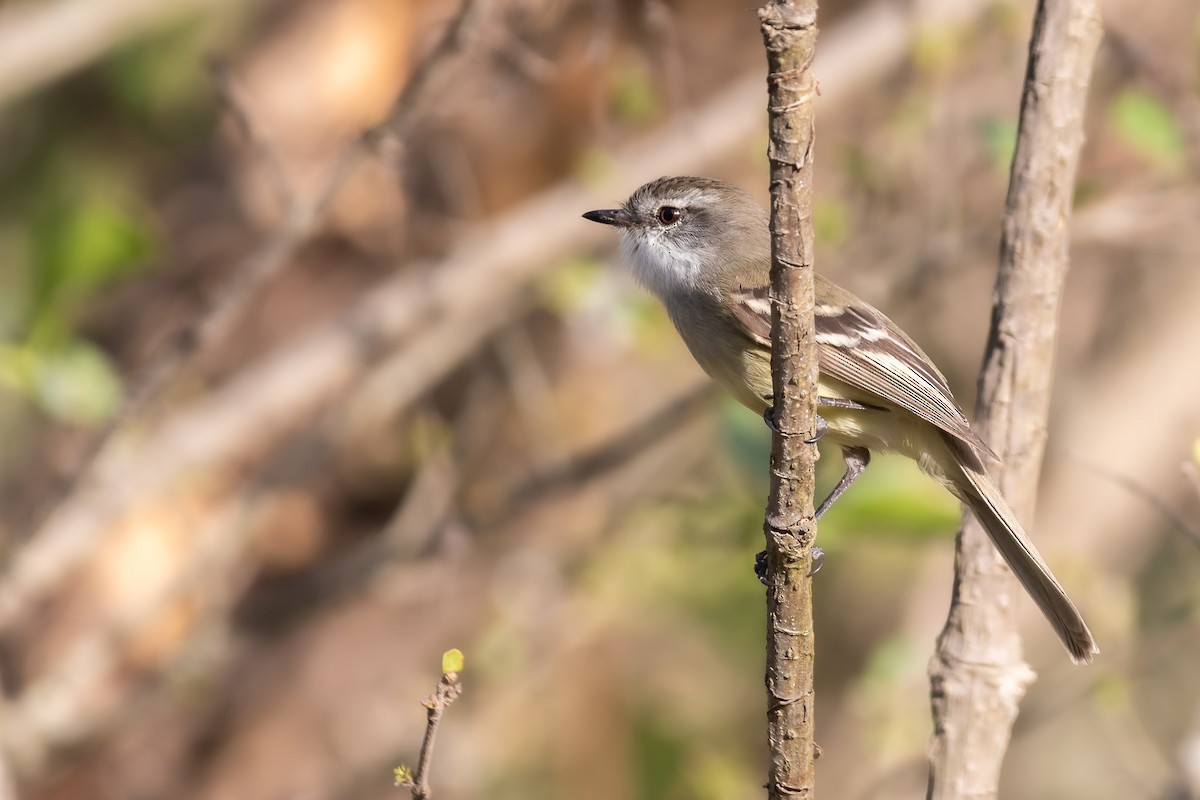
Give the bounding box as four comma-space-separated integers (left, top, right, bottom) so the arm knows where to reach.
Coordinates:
1109, 89, 1186, 168
29, 196, 154, 332
818, 454, 959, 543
611, 56, 661, 126
980, 117, 1018, 174
100, 16, 228, 129
912, 24, 963, 74
441, 648, 464, 675
860, 635, 916, 689
633, 709, 689, 800
574, 149, 616, 186
720, 395, 770, 492
814, 199, 850, 249
537, 258, 604, 315
1091, 674, 1129, 711
32, 340, 123, 424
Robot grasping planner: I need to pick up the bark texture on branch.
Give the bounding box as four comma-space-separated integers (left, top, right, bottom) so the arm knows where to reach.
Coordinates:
760, 2, 820, 797
927, 1, 1102, 798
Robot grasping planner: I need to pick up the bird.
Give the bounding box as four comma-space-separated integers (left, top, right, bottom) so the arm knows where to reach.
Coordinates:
582, 175, 1097, 664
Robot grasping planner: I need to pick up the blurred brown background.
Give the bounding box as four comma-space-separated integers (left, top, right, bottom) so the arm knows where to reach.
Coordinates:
0, 0, 1198, 798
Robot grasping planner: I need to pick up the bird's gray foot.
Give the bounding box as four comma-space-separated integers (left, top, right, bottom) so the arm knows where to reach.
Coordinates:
762, 406, 827, 443
755, 546, 825, 585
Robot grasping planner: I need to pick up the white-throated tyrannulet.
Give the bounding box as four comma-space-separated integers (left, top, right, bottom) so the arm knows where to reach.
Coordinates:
583, 176, 1096, 664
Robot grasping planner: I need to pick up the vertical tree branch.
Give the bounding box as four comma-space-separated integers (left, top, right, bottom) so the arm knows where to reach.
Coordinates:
927, 1, 1101, 798
759, 2, 820, 797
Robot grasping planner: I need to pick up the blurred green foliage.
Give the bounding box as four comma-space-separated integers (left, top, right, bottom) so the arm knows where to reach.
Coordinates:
858, 634, 918, 692
611, 53, 663, 128
613, 288, 679, 354
0, 340, 123, 424
1108, 89, 1186, 170
539, 258, 606, 316
631, 709, 752, 800
0, 163, 154, 423
0, 16, 227, 425
979, 116, 1018, 174
719, 395, 959, 549
632, 710, 689, 800
1090, 673, 1130, 713
814, 198, 850, 250
574, 147, 619, 187
100, 21, 218, 135
912, 23, 965, 76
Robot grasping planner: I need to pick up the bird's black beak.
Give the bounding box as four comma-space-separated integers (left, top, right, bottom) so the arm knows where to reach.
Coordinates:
582, 208, 631, 227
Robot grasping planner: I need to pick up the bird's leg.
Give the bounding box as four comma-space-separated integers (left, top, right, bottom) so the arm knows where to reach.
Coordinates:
754, 445, 871, 585
815, 445, 871, 519
763, 405, 827, 441
754, 546, 825, 583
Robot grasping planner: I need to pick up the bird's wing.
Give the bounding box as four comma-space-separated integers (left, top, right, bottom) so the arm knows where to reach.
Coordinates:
727, 280, 997, 460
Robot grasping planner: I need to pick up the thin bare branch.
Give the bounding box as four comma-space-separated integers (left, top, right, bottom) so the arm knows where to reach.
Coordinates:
0, 0, 249, 107
760, 1, 821, 797
494, 326, 570, 476
1065, 450, 1200, 552
396, 663, 464, 800
210, 58, 293, 213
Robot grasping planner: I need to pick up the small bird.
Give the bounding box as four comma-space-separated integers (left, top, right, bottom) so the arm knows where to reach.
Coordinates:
583, 176, 1097, 664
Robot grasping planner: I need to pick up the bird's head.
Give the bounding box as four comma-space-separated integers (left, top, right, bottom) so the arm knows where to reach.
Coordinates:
583, 176, 769, 299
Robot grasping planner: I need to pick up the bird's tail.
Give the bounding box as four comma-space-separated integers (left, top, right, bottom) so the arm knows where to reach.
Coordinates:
941, 436, 1098, 664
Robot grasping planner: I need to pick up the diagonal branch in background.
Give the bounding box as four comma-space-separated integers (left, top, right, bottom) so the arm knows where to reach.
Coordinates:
926, 1, 1102, 797
0, 0, 250, 108
210, 58, 293, 214
0, 0, 993, 634
759, 1, 820, 797
1064, 451, 1200, 552
0, 0, 487, 625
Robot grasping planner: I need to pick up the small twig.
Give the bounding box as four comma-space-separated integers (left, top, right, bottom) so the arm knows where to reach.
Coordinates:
497, 380, 714, 518
1065, 450, 1200, 552
642, 0, 687, 112
210, 57, 292, 213
494, 325, 569, 475
396, 651, 465, 800
368, 0, 487, 155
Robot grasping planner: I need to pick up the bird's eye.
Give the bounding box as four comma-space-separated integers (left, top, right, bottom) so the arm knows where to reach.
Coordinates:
656, 206, 682, 225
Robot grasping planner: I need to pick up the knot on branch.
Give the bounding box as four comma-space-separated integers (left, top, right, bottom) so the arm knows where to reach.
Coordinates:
764, 522, 816, 554
758, 3, 817, 31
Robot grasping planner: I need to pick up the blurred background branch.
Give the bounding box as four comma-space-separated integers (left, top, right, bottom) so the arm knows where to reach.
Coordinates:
928, 0, 1102, 796
0, 0, 251, 106
0, 0, 489, 637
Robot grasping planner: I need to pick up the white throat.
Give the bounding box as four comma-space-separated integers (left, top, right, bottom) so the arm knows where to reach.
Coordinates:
619, 229, 706, 300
